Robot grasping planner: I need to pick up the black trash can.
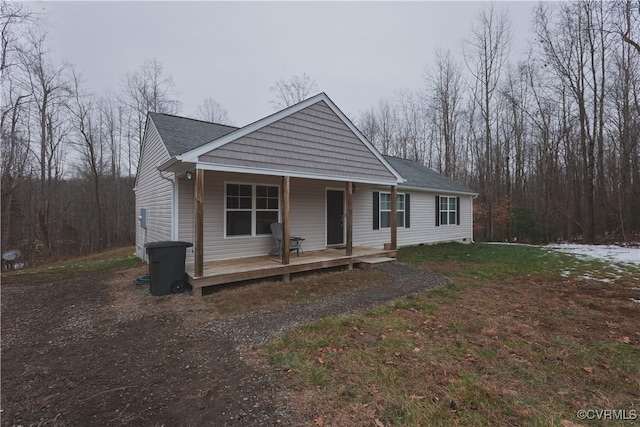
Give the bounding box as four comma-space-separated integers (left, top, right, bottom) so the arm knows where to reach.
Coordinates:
145, 241, 193, 296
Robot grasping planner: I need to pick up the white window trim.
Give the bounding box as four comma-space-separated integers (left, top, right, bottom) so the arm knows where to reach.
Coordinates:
439, 195, 457, 226
379, 192, 405, 229
224, 182, 280, 238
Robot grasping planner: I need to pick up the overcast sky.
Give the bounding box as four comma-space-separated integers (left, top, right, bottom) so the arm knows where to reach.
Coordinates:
38, 1, 538, 126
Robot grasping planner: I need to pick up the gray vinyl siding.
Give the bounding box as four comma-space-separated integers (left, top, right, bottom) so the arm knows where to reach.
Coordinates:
177, 170, 473, 262
353, 186, 474, 248
198, 101, 397, 183
135, 120, 174, 259
177, 176, 194, 262
178, 172, 340, 262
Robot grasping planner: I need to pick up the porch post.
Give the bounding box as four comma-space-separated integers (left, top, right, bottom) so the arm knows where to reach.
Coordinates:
282, 176, 291, 265
345, 181, 353, 256
194, 168, 204, 277
390, 185, 397, 250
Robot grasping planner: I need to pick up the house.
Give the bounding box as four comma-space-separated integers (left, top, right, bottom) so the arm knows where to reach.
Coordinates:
135, 93, 476, 295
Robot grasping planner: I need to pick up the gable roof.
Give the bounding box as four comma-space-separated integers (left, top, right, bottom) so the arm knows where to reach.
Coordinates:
384, 156, 477, 195
178, 93, 404, 183
148, 112, 238, 157
146, 100, 475, 194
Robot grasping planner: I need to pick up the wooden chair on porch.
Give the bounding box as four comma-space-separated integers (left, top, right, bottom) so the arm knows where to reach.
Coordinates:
270, 222, 305, 258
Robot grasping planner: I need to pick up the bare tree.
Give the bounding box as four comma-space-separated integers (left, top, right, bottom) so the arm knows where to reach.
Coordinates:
18, 30, 73, 257
619, 0, 640, 53
396, 89, 428, 163
269, 72, 318, 109
122, 58, 181, 174
357, 107, 380, 149
1, 80, 31, 253
463, 3, 512, 240
426, 49, 465, 177
535, 1, 612, 241
376, 99, 399, 156
197, 96, 232, 124
607, 0, 640, 239
0, 0, 35, 253
69, 70, 105, 251
1, 0, 33, 74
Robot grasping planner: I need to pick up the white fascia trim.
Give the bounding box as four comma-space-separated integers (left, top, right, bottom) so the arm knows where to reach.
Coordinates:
181, 94, 329, 162
158, 156, 181, 171
398, 184, 479, 197
195, 162, 399, 187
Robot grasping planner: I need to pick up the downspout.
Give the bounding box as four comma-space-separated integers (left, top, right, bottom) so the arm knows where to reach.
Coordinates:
471, 194, 478, 243
159, 170, 177, 241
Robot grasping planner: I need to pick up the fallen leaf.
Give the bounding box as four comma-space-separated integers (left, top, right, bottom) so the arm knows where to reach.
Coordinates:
379, 334, 387, 340
582, 366, 594, 374
557, 391, 568, 396
374, 419, 384, 427
413, 347, 421, 353
316, 357, 324, 365
410, 394, 426, 400
620, 336, 631, 344
314, 417, 324, 426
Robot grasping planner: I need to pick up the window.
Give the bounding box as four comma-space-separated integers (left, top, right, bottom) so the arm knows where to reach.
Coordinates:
438, 196, 458, 226
225, 183, 279, 236
255, 185, 279, 235
380, 193, 405, 228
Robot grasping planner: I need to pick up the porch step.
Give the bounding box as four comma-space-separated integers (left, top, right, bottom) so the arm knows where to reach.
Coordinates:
355, 256, 396, 269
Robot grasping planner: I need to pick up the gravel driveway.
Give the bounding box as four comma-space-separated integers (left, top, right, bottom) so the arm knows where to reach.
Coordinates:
1, 262, 447, 426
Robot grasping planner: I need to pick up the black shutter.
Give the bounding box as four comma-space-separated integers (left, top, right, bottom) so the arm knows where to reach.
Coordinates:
456, 196, 461, 225
405, 194, 410, 228
435, 195, 440, 227
373, 191, 379, 230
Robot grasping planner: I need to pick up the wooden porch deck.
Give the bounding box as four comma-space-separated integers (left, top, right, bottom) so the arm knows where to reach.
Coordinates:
186, 246, 396, 296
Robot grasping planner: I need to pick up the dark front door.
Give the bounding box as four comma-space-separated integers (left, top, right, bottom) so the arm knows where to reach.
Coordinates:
326, 190, 344, 245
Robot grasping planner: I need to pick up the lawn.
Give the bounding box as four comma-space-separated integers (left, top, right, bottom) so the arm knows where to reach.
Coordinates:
1, 246, 142, 283
266, 243, 640, 426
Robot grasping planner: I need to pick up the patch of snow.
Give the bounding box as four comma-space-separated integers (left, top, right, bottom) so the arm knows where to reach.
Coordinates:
545, 243, 640, 266
630, 298, 640, 304
632, 287, 640, 291
579, 276, 618, 283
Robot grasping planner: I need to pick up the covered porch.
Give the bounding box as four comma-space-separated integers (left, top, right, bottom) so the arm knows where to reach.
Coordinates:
184, 169, 401, 296
186, 246, 397, 296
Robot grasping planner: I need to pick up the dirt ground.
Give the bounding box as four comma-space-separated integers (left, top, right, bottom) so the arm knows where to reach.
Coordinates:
1, 266, 292, 426
1, 263, 445, 426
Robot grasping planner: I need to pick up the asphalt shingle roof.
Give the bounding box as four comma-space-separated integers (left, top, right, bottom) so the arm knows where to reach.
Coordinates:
149, 112, 239, 157
384, 156, 476, 195
148, 112, 474, 194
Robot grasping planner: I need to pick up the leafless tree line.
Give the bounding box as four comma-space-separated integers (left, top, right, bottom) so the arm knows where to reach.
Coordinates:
356, 2, 640, 243
1, 1, 638, 266
0, 2, 194, 264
